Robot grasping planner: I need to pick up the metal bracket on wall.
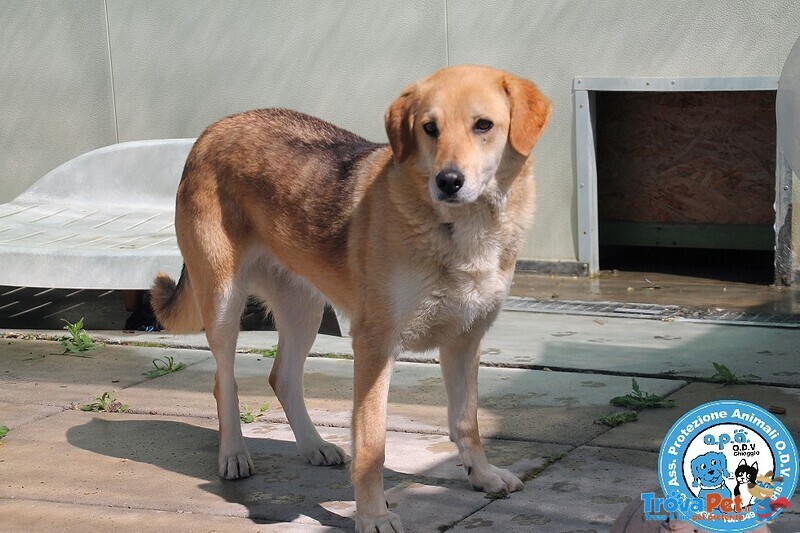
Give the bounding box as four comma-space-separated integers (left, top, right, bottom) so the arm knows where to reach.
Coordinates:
775, 147, 794, 285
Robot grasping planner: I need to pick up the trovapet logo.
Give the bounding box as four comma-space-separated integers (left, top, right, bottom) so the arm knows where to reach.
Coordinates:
647, 400, 797, 532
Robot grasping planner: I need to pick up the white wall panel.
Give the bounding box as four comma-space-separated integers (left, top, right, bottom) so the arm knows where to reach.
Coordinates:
106, 0, 446, 142
0, 1, 116, 202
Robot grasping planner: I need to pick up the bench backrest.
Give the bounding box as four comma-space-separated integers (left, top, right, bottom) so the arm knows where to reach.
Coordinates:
15, 139, 196, 209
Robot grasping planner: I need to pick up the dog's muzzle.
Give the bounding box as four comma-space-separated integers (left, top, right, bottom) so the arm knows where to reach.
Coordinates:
435, 168, 465, 199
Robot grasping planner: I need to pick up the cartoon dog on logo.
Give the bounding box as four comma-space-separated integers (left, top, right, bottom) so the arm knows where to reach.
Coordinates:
690, 451, 732, 503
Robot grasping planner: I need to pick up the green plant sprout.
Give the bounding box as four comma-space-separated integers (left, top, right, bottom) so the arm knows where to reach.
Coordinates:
143, 356, 186, 379
610, 378, 676, 410
80, 392, 129, 413
707, 362, 761, 385
60, 318, 96, 355
259, 346, 278, 358
240, 403, 269, 423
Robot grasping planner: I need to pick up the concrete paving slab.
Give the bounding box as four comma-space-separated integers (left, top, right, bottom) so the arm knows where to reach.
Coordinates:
0, 410, 567, 532
0, 339, 210, 408
750, 512, 800, 533
450, 445, 658, 533
0, 400, 63, 431
117, 354, 684, 445
591, 383, 800, 453
775, 507, 800, 528
70, 306, 800, 386
484, 311, 800, 385
0, 500, 332, 533
2, 317, 796, 532
90, 329, 353, 360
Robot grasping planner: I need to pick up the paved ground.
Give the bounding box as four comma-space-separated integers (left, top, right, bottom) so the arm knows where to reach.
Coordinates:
1, 309, 800, 532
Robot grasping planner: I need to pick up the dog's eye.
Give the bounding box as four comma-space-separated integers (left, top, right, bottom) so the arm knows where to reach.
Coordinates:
474, 119, 493, 133
422, 122, 439, 138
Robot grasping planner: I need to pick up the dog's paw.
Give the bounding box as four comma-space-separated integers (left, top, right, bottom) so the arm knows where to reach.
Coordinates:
218, 449, 254, 479
468, 464, 524, 494
300, 440, 349, 466
355, 510, 404, 533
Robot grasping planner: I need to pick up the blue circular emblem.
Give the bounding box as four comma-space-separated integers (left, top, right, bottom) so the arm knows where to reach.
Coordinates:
657, 400, 798, 531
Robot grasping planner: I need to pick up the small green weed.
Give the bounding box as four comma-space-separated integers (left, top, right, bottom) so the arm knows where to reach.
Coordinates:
80, 392, 129, 413
143, 356, 186, 379
707, 362, 761, 385
595, 411, 638, 427
610, 378, 675, 410
240, 402, 269, 423
258, 346, 278, 358
60, 318, 96, 355
0, 425, 9, 439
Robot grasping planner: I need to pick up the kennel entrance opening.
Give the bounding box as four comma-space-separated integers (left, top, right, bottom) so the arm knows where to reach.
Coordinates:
575, 77, 788, 284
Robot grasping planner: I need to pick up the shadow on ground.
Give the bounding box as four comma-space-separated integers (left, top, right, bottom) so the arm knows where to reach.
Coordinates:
65, 416, 490, 530
66, 417, 357, 527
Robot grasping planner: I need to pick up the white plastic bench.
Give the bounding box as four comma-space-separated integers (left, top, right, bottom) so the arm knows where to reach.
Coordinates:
0, 138, 351, 335
0, 139, 194, 290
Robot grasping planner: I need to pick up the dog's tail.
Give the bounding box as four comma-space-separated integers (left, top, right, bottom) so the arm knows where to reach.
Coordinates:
150, 265, 203, 333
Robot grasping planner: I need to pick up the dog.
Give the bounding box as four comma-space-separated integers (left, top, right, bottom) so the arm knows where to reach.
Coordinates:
690, 451, 732, 503
150, 65, 551, 532
749, 468, 783, 501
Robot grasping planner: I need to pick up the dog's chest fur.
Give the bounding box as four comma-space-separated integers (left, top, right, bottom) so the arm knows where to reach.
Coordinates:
390, 206, 518, 351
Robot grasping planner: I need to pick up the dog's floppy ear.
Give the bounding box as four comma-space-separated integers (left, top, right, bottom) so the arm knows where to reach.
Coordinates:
385, 86, 417, 164
503, 75, 552, 156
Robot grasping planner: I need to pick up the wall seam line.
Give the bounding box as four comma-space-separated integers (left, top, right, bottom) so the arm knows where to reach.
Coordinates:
103, 0, 120, 143
444, 0, 450, 66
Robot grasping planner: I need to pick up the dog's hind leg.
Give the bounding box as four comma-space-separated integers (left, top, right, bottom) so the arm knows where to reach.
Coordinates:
258, 269, 349, 466
201, 278, 254, 479
440, 333, 524, 495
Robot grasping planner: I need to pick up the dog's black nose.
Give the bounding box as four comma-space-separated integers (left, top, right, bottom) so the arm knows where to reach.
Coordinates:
436, 168, 465, 196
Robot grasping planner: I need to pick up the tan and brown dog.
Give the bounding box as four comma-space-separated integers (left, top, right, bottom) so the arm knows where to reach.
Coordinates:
151, 65, 550, 532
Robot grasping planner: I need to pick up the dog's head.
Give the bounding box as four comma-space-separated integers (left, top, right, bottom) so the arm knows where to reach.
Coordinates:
690, 452, 730, 488
385, 65, 551, 205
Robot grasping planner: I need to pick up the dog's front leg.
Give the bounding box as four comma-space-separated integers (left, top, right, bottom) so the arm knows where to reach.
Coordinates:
440, 334, 523, 495
352, 333, 403, 533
